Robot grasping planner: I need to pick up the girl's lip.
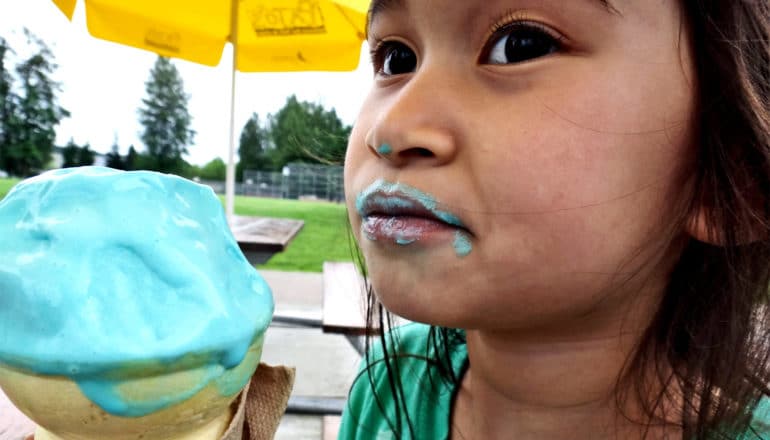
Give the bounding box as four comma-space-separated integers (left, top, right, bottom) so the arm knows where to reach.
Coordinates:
355, 180, 468, 229
361, 214, 459, 245
355, 180, 471, 246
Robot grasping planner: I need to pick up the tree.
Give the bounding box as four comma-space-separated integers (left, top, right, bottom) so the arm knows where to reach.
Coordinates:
138, 56, 194, 174
267, 95, 351, 170
105, 140, 124, 170
125, 145, 139, 170
0, 37, 15, 173
199, 158, 226, 181
62, 138, 80, 167
237, 112, 269, 181
79, 143, 95, 166
1, 30, 68, 176
62, 139, 95, 168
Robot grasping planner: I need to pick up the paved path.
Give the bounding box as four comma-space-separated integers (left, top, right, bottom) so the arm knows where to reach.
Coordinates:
260, 270, 361, 439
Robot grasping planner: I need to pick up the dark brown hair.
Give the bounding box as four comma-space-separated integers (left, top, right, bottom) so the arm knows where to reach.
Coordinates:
630, 1, 770, 438
354, 1, 770, 438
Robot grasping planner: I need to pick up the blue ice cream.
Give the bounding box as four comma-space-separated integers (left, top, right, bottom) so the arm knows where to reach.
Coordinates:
0, 167, 273, 416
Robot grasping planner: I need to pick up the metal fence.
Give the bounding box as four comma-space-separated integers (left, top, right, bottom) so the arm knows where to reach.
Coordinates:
202, 163, 344, 202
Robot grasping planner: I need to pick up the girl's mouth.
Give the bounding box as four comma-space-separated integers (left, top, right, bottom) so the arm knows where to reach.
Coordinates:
355, 180, 472, 256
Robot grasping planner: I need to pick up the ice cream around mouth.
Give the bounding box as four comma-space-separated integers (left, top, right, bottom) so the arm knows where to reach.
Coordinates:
356, 179, 473, 257
0, 167, 273, 417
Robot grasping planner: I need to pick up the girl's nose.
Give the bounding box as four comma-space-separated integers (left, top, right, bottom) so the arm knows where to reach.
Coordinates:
364, 72, 459, 168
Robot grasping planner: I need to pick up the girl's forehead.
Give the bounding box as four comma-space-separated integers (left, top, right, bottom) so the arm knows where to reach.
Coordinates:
368, 0, 619, 19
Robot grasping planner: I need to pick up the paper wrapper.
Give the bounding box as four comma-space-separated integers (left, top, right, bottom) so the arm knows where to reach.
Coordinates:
20, 363, 296, 440
222, 363, 296, 440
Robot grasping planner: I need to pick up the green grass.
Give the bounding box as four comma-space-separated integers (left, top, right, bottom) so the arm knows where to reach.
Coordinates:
0, 178, 18, 197
0, 178, 354, 272
230, 195, 354, 272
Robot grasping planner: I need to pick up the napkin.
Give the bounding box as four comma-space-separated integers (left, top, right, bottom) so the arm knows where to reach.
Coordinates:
222, 363, 296, 440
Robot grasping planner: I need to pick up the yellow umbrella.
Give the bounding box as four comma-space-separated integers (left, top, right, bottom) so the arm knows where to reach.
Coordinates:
50, 0, 369, 215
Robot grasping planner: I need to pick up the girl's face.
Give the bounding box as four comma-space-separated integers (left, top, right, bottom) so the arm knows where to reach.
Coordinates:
345, 0, 696, 330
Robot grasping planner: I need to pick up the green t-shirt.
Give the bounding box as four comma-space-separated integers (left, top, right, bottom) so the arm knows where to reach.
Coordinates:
339, 323, 466, 439
338, 323, 770, 440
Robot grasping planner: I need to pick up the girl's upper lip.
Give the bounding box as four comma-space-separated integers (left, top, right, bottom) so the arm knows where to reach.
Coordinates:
355, 180, 469, 230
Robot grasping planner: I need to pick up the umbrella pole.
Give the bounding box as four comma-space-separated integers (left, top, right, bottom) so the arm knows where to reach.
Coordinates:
225, 0, 239, 218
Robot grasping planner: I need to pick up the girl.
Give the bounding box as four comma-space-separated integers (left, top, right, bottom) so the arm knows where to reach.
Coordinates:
339, 0, 770, 439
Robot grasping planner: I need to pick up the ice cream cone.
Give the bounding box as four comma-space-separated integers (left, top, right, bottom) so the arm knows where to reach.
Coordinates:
0, 337, 263, 440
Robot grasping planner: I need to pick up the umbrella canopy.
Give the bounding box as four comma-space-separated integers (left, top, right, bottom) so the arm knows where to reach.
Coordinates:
52, 0, 368, 71
50, 0, 369, 215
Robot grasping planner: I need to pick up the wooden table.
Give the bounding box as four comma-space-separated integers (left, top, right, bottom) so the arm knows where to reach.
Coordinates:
270, 261, 374, 354
228, 215, 304, 264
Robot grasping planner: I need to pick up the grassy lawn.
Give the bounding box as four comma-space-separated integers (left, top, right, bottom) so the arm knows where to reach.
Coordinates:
0, 178, 353, 272
230, 195, 354, 272
0, 178, 18, 197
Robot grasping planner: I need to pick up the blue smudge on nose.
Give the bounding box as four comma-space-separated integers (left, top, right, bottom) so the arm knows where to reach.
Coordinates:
377, 144, 393, 155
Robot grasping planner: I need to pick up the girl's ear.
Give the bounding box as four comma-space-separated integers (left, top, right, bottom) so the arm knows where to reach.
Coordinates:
685, 205, 769, 246
684, 207, 721, 245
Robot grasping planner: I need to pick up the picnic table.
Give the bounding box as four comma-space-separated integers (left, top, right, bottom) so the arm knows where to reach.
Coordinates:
229, 215, 304, 264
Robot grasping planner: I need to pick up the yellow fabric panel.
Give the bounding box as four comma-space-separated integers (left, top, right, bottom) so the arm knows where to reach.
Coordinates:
83, 0, 229, 66
52, 0, 77, 20
328, 0, 370, 14
51, 0, 369, 72
236, 0, 367, 71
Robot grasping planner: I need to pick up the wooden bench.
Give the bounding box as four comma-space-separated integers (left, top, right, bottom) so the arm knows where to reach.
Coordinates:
228, 215, 304, 264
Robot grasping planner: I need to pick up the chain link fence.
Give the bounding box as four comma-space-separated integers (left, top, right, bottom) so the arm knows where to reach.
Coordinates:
200, 163, 344, 202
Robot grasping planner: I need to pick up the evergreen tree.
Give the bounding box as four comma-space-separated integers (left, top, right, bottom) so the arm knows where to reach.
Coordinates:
0, 37, 15, 173
237, 112, 269, 181
138, 56, 194, 174
2, 30, 68, 176
105, 139, 124, 169
79, 143, 95, 166
62, 139, 95, 167
62, 138, 80, 167
125, 145, 139, 170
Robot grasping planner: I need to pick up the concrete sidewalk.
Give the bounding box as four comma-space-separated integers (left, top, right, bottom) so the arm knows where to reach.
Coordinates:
259, 270, 363, 439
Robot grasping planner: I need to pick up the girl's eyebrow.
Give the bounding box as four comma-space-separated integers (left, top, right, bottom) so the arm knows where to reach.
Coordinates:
367, 0, 403, 25
367, 0, 620, 28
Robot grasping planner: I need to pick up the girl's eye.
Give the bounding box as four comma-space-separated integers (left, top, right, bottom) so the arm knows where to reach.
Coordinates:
372, 41, 418, 76
484, 23, 562, 65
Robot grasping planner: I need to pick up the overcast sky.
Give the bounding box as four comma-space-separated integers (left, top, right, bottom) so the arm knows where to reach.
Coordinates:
0, 0, 373, 165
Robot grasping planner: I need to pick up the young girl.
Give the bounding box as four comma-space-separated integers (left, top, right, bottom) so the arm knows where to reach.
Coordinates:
339, 0, 770, 439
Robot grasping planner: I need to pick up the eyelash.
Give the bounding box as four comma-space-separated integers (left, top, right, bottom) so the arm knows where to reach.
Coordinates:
368, 12, 566, 75
489, 13, 565, 47
369, 37, 416, 77
367, 38, 393, 74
